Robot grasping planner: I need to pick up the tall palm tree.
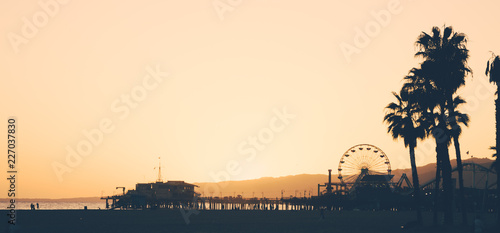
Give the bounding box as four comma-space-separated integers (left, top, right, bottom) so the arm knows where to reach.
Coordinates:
448, 96, 470, 225
406, 73, 470, 227
403, 68, 443, 225
415, 26, 471, 225
485, 53, 500, 225
384, 90, 426, 225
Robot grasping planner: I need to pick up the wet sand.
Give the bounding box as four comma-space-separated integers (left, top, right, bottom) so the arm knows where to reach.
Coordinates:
1, 209, 497, 233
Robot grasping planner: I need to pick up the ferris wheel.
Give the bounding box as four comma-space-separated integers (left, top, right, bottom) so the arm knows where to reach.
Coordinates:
337, 144, 391, 184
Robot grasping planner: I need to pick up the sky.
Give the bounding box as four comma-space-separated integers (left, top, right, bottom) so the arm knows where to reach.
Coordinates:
0, 0, 499, 198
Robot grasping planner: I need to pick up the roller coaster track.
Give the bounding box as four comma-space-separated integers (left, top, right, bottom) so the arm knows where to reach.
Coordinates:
419, 163, 497, 190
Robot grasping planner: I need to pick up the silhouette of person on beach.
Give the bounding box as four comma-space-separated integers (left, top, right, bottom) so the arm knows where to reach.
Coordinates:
30, 203, 35, 210
36, 203, 39, 209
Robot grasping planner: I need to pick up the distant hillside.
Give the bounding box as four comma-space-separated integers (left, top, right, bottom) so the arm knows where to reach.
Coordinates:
195, 158, 496, 198
195, 174, 334, 199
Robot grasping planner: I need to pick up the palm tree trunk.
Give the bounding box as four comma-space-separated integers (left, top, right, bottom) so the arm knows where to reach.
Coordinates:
496, 89, 500, 226
440, 143, 454, 225
434, 123, 454, 226
409, 144, 423, 225
453, 137, 467, 225
433, 152, 441, 225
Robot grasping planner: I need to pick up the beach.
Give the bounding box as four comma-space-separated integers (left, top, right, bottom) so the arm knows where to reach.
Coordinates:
2, 209, 497, 233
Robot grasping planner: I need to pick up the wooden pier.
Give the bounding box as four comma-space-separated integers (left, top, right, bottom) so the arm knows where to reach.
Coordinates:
101, 195, 318, 211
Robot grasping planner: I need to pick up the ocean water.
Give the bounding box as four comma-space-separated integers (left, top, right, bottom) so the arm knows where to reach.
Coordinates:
1, 201, 106, 210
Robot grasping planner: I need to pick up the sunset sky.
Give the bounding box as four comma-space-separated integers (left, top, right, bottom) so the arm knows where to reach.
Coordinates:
1, 0, 499, 198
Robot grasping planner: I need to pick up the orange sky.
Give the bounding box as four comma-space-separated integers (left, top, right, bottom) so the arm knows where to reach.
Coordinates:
1, 0, 499, 198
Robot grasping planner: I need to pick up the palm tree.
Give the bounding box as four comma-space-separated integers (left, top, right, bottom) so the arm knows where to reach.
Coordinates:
407, 69, 460, 226
384, 90, 426, 225
415, 26, 471, 225
486, 53, 500, 225
448, 96, 470, 225
403, 68, 443, 225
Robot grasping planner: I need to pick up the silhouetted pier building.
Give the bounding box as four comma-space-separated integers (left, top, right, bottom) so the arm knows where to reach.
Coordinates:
102, 180, 198, 209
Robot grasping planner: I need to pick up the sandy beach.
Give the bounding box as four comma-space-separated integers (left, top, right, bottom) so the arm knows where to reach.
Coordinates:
2, 209, 497, 233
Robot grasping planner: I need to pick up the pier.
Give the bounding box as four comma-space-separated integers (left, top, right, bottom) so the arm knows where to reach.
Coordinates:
101, 195, 318, 211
